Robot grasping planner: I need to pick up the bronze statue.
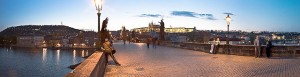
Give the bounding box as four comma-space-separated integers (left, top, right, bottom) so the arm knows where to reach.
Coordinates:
100, 17, 109, 45
101, 17, 108, 32
159, 18, 165, 41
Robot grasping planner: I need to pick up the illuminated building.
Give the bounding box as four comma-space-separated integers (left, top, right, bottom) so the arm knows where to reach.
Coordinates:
133, 22, 195, 33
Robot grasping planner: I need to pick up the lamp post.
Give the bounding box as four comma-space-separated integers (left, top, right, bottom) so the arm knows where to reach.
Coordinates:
226, 14, 231, 45
226, 14, 231, 54
94, 0, 103, 49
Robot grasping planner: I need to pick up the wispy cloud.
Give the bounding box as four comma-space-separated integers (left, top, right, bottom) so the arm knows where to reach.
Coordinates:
171, 11, 198, 18
171, 11, 217, 20
138, 14, 162, 18
223, 12, 234, 15
206, 16, 217, 20
137, 11, 217, 20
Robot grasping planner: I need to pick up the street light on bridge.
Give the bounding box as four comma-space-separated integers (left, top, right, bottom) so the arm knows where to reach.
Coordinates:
226, 14, 231, 54
94, 0, 103, 49
226, 14, 231, 45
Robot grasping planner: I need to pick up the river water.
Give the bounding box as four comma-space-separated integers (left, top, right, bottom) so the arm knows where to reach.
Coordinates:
0, 47, 95, 77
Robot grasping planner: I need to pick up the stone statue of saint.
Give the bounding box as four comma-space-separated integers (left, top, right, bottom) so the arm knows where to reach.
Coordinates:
159, 18, 165, 41
100, 17, 109, 45
101, 17, 108, 32
159, 19, 164, 28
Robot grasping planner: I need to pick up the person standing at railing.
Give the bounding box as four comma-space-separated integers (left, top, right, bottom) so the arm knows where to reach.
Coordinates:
210, 38, 219, 54
215, 38, 220, 54
254, 36, 261, 58
266, 37, 273, 58
210, 39, 215, 54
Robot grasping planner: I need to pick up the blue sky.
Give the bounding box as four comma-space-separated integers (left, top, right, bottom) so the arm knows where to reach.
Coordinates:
1, 0, 300, 32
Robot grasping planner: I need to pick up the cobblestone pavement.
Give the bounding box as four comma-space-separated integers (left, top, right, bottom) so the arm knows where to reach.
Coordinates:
105, 42, 300, 77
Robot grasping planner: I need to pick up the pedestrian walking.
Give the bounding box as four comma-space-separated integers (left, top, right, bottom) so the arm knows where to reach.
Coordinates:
123, 39, 126, 45
254, 36, 261, 58
128, 37, 131, 44
145, 38, 151, 48
152, 37, 158, 48
102, 38, 121, 66
266, 37, 273, 58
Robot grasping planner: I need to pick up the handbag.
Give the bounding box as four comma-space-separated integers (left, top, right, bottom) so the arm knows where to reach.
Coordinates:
111, 50, 116, 54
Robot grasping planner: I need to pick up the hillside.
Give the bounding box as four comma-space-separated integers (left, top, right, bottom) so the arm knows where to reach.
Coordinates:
0, 25, 82, 37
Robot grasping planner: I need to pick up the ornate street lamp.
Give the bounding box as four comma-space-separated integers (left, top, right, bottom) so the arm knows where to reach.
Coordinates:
226, 14, 231, 54
94, 0, 103, 48
226, 14, 231, 45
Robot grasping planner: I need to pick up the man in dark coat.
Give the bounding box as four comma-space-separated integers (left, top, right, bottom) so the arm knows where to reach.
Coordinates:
266, 38, 273, 58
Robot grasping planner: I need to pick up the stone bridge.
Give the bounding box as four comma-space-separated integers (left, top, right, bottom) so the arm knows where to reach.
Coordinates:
104, 42, 300, 77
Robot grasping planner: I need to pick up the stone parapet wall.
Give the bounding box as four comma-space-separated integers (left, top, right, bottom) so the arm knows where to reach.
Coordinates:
65, 51, 107, 77
160, 41, 300, 57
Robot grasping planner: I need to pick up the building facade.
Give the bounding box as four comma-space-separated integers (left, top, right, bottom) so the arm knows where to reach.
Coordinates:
133, 22, 195, 33
17, 36, 44, 47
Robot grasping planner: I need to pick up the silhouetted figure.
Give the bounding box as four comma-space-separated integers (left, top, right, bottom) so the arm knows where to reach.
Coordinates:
121, 26, 127, 45
131, 30, 136, 42
123, 39, 126, 45
128, 37, 131, 44
100, 18, 109, 45
159, 19, 165, 41
101, 18, 108, 32
215, 38, 220, 54
145, 38, 151, 48
152, 37, 158, 48
102, 38, 121, 66
266, 38, 273, 58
